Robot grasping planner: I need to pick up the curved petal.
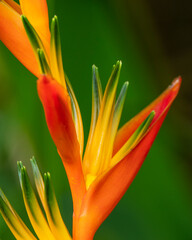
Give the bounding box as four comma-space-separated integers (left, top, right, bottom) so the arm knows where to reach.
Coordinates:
76, 77, 181, 239
113, 77, 182, 154
19, 0, 50, 53
37, 75, 86, 215
0, 1, 39, 76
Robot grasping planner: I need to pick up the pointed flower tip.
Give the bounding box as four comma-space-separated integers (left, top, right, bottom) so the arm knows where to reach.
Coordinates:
111, 61, 122, 81
0, 188, 4, 198
30, 156, 36, 163
17, 161, 23, 170
30, 157, 38, 169
110, 60, 122, 83
21, 15, 29, 25
51, 15, 58, 26
92, 64, 98, 71
115, 60, 122, 70
43, 172, 47, 180
124, 81, 129, 87
43, 172, 51, 183
53, 15, 58, 20
21, 14, 26, 20
169, 76, 182, 92
17, 162, 25, 185
150, 110, 156, 117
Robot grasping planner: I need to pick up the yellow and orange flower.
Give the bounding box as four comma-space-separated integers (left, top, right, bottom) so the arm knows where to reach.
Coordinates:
0, 0, 181, 239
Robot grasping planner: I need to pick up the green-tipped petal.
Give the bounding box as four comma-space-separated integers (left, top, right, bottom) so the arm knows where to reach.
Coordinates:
91, 65, 103, 129
102, 81, 129, 170
85, 65, 103, 154
110, 111, 155, 167
83, 61, 122, 178
113, 82, 129, 124
21, 15, 49, 64
30, 157, 45, 206
37, 49, 51, 75
44, 173, 72, 240
66, 76, 84, 156
50, 15, 66, 87
17, 162, 55, 240
0, 189, 36, 240
31, 158, 71, 240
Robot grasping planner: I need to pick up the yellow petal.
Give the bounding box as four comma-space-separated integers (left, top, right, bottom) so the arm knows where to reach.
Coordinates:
83, 61, 121, 179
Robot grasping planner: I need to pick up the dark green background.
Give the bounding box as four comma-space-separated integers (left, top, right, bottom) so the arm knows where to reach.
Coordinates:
0, 0, 192, 239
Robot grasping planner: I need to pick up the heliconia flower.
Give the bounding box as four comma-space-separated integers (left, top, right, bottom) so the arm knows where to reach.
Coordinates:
37, 69, 181, 240
0, 0, 181, 239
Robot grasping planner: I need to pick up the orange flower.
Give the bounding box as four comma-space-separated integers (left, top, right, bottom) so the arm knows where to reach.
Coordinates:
37, 65, 181, 239
0, 1, 181, 239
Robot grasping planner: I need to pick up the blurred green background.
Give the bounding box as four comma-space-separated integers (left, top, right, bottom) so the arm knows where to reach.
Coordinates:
0, 0, 192, 239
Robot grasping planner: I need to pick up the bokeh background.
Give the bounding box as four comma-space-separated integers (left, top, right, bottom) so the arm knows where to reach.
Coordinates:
0, 0, 192, 239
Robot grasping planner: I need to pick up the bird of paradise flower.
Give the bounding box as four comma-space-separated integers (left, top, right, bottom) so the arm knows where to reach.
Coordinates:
0, 0, 181, 239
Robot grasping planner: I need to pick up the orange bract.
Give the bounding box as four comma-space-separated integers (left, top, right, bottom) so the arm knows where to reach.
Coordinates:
0, 0, 50, 76
0, 1, 39, 76
37, 76, 86, 217
19, 0, 50, 46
